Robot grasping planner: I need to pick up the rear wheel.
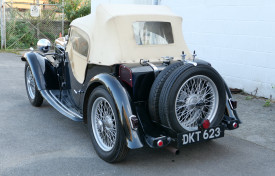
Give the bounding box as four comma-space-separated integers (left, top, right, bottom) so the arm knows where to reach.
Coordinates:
159, 64, 226, 132
87, 86, 129, 163
24, 62, 43, 107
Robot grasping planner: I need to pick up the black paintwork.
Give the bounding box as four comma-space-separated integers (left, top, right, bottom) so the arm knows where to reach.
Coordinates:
80, 64, 116, 111
22, 47, 240, 149
22, 52, 59, 90
223, 81, 242, 124
22, 51, 144, 149
83, 73, 143, 149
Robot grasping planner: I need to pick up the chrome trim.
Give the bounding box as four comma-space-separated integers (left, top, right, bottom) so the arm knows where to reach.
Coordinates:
129, 115, 138, 130
233, 122, 238, 128
140, 59, 149, 65
39, 90, 82, 121
91, 97, 116, 151
228, 98, 236, 110
37, 39, 51, 53
175, 75, 219, 131
147, 62, 159, 77
181, 51, 186, 61
140, 59, 159, 77
192, 50, 197, 61
73, 89, 84, 94
26, 66, 36, 99
157, 140, 163, 147
185, 60, 198, 66
48, 90, 83, 120
162, 56, 174, 65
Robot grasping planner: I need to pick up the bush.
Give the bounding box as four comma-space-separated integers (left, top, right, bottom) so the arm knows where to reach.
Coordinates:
4, 0, 91, 49
6, 21, 38, 49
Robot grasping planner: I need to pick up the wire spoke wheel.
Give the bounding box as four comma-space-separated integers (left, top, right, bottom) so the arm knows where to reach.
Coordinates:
24, 63, 43, 107
175, 75, 219, 131
88, 86, 129, 163
26, 66, 36, 100
91, 97, 117, 152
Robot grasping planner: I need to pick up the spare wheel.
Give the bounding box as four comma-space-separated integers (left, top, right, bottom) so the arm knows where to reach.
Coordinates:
158, 64, 226, 133
148, 61, 188, 123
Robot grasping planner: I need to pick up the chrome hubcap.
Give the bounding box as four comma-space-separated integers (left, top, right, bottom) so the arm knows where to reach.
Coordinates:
97, 120, 104, 133
26, 66, 36, 99
91, 97, 116, 152
175, 75, 219, 131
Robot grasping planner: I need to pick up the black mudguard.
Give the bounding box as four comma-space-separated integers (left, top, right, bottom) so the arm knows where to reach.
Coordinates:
84, 73, 143, 149
224, 82, 242, 124
21, 52, 59, 90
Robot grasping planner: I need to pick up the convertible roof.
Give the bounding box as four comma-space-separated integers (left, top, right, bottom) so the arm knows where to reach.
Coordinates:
71, 4, 179, 33
70, 4, 192, 65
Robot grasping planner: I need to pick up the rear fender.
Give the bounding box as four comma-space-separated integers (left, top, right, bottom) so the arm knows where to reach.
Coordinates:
84, 73, 143, 149
22, 52, 59, 90
224, 82, 242, 123
192, 59, 241, 123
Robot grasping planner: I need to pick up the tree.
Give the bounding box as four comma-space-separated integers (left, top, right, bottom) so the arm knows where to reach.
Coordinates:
64, 0, 91, 22
49, 0, 91, 22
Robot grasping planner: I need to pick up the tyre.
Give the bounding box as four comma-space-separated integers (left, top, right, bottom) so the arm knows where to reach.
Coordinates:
25, 62, 43, 107
159, 64, 226, 133
148, 62, 187, 123
87, 86, 129, 163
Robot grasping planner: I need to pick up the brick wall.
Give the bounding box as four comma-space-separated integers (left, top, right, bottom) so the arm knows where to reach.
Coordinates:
161, 0, 275, 99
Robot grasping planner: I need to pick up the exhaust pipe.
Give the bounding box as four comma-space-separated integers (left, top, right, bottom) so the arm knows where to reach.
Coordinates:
165, 146, 180, 155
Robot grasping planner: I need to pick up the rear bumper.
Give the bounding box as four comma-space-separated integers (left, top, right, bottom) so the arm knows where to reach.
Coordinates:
137, 112, 240, 149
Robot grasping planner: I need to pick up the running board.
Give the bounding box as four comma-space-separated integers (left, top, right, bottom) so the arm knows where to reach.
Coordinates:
40, 90, 83, 122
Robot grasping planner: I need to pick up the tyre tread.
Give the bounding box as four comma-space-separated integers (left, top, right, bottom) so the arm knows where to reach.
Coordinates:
148, 62, 184, 122
159, 64, 194, 128
87, 86, 129, 163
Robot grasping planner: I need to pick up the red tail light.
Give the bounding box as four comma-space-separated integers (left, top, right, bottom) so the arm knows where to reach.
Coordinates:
157, 140, 163, 147
202, 119, 210, 129
232, 122, 238, 129
119, 65, 133, 87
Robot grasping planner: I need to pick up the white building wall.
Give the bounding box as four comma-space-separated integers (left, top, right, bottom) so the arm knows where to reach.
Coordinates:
160, 0, 275, 99
90, 0, 275, 99
91, 0, 157, 12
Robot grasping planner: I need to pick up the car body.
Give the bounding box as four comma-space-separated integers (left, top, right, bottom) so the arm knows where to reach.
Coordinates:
22, 4, 241, 162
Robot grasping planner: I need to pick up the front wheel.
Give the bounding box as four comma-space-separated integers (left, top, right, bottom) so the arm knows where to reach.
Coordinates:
24, 62, 43, 107
87, 86, 129, 163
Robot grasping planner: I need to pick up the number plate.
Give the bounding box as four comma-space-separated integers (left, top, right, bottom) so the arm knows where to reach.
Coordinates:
177, 126, 224, 147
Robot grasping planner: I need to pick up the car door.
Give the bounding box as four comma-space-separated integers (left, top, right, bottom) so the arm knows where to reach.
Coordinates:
66, 27, 89, 109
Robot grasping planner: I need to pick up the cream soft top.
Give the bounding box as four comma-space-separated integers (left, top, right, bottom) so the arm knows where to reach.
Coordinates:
70, 4, 192, 65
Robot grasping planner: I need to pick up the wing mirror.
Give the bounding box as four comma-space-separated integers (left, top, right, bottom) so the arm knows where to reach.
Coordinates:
37, 39, 51, 53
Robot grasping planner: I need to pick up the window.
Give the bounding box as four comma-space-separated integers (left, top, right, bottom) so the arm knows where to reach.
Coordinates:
133, 22, 174, 45
70, 28, 89, 57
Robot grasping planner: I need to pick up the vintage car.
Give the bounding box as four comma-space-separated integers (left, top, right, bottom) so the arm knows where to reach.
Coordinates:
22, 4, 241, 162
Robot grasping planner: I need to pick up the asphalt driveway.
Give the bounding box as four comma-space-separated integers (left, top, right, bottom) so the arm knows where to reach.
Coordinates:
0, 53, 274, 176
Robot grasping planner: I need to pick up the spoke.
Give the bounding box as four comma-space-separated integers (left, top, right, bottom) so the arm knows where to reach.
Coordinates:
175, 75, 218, 131
176, 104, 188, 111
92, 97, 117, 151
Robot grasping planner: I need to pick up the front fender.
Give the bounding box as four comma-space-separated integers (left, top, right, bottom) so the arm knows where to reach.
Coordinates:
85, 73, 143, 149
22, 52, 59, 90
